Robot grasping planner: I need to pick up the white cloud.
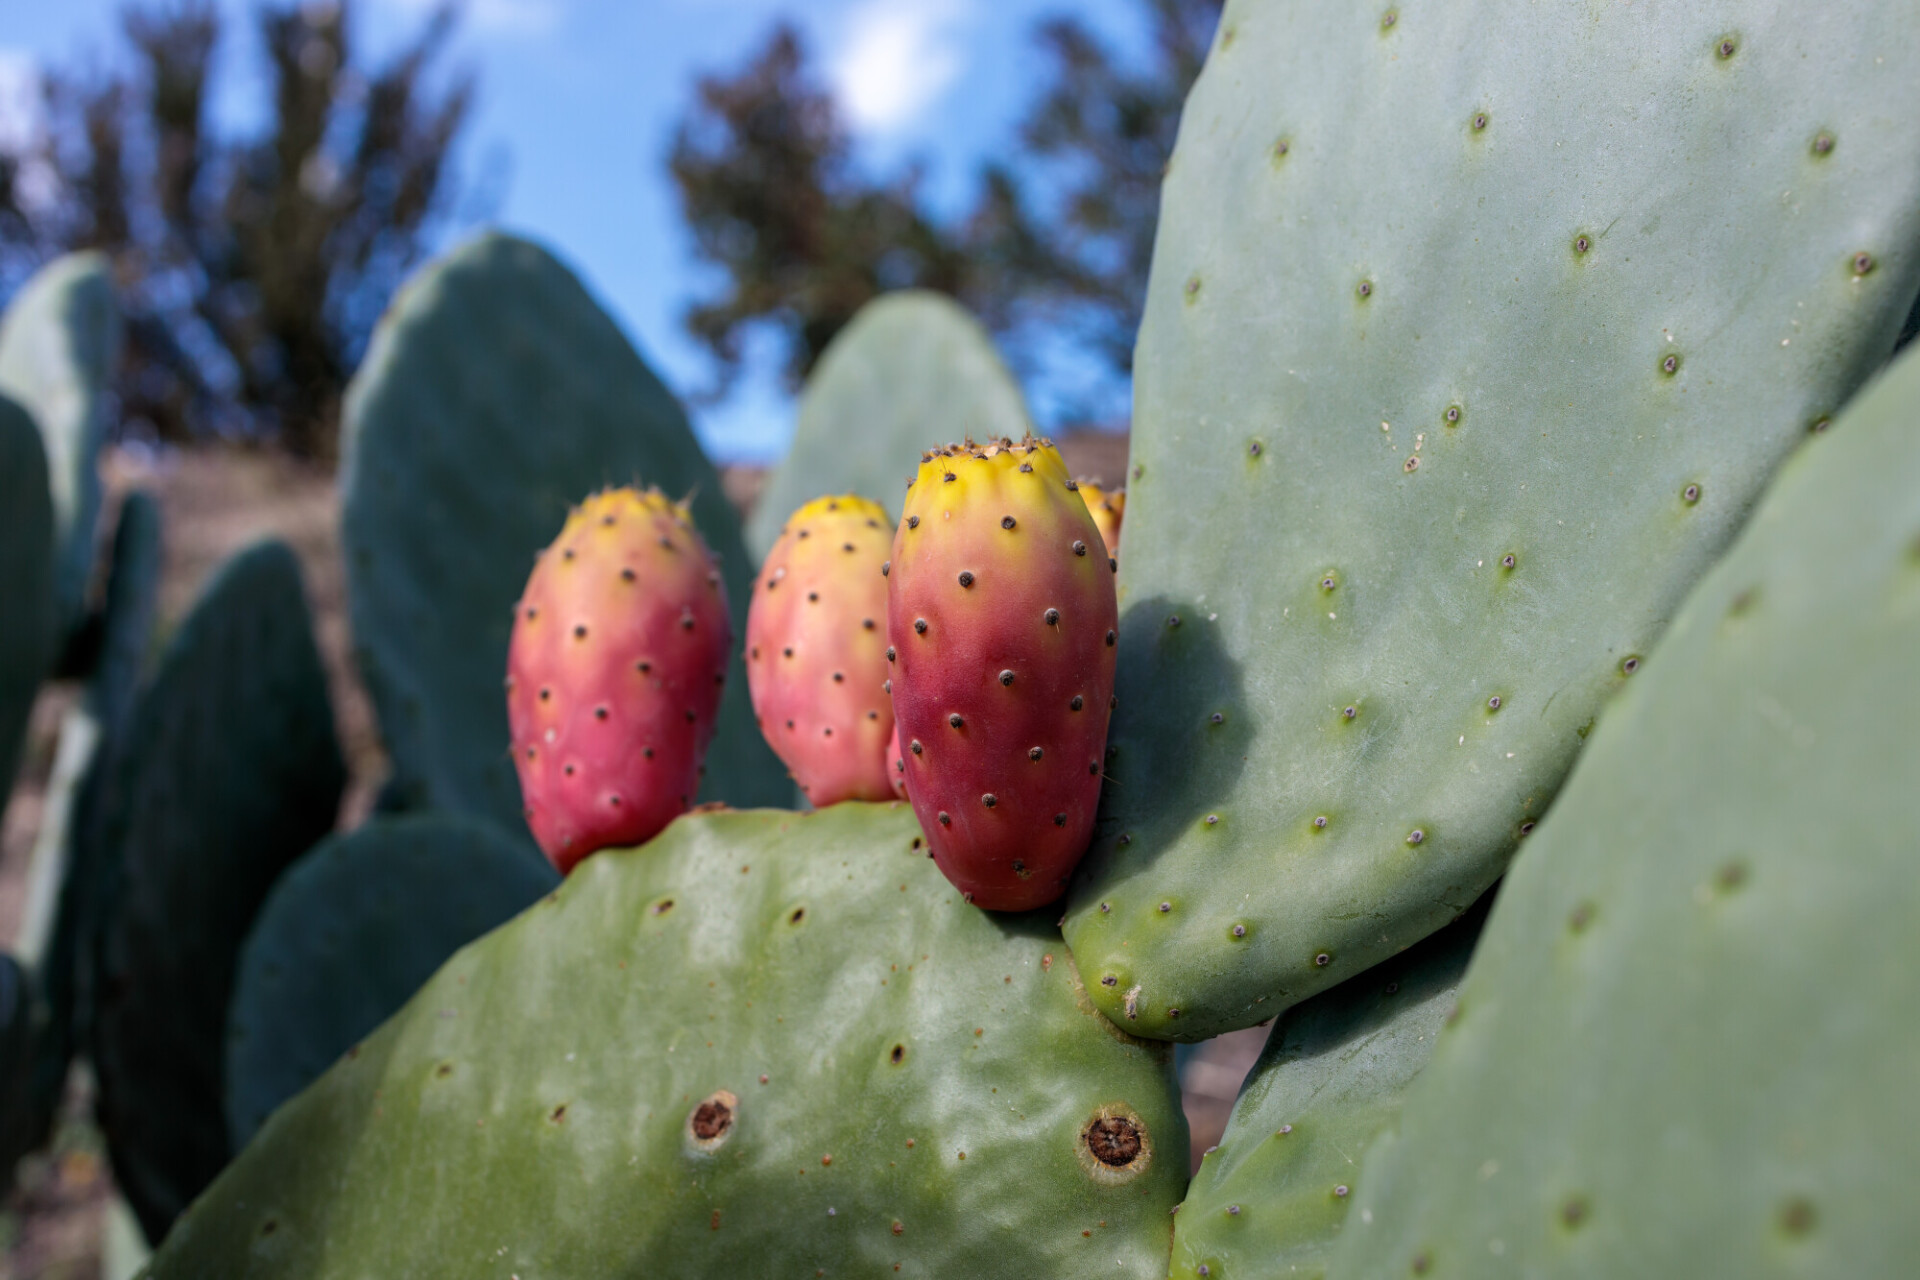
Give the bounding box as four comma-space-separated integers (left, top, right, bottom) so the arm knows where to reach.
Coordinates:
375, 0, 562, 38
830, 0, 971, 135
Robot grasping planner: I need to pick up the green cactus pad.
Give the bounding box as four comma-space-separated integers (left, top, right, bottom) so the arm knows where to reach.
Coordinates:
342, 232, 785, 838
1171, 897, 1488, 1280
92, 540, 345, 1244
0, 252, 121, 636
26, 492, 164, 1143
744, 291, 1030, 559
0, 954, 38, 1176
148, 803, 1188, 1279
225, 814, 558, 1148
1064, 0, 1920, 1038
0, 394, 55, 795
1330, 346, 1920, 1276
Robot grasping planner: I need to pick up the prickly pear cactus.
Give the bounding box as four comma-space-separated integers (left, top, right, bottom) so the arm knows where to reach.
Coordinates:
0, 394, 54, 795
147, 804, 1188, 1279
92, 540, 346, 1244
746, 495, 897, 806
1171, 896, 1489, 1280
1331, 346, 1920, 1277
225, 814, 558, 1148
1064, 0, 1920, 1038
891, 441, 1119, 911
508, 487, 735, 871
0, 252, 121, 636
23, 491, 164, 1151
1078, 481, 1124, 559
744, 291, 1030, 560
342, 232, 785, 839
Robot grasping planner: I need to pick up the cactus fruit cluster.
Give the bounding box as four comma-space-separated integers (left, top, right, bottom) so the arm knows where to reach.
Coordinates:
7, 0, 1920, 1271
746, 494, 897, 806
888, 439, 1119, 911
508, 487, 734, 872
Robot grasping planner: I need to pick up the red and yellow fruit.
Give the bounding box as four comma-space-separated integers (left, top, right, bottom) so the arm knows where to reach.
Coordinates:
887, 438, 1119, 910
506, 488, 731, 874
745, 495, 895, 805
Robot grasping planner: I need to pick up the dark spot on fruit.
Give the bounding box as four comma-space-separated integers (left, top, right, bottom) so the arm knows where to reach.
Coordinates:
886, 646, 896, 661
982, 793, 997, 808
1084, 1116, 1143, 1167
1045, 607, 1061, 626
783, 647, 793, 658
833, 672, 845, 683
574, 625, 587, 639
944, 472, 956, 483
808, 591, 819, 603
1002, 516, 1016, 530
539, 687, 550, 702
958, 571, 975, 587
1073, 540, 1088, 556
1071, 696, 1084, 711
621, 568, 635, 582
595, 706, 609, 720
1000, 669, 1015, 686
949, 713, 964, 729
1054, 813, 1067, 826
915, 618, 928, 634
910, 740, 923, 755
1029, 746, 1044, 761
938, 812, 952, 826
564, 764, 575, 777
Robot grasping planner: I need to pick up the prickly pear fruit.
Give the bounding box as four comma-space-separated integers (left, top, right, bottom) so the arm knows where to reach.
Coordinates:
888, 438, 1118, 910
507, 488, 731, 873
744, 495, 895, 806
887, 725, 909, 799
1078, 481, 1124, 558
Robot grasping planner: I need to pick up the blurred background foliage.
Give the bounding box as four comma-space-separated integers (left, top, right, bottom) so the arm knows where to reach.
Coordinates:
0, 0, 1221, 459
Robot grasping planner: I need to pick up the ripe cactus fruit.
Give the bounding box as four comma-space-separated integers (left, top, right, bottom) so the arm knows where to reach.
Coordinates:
744, 292, 1029, 560
507, 487, 731, 873
745, 495, 895, 805
1170, 896, 1488, 1280
1331, 347, 1920, 1278
145, 804, 1188, 1279
1077, 481, 1124, 558
888, 439, 1118, 910
1065, 0, 1920, 1039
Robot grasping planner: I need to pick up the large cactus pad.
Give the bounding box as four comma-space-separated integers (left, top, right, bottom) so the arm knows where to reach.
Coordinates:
1064, 0, 1920, 1038
1331, 347, 1920, 1276
92, 541, 345, 1243
342, 232, 786, 835
0, 252, 121, 636
1171, 897, 1487, 1280
225, 814, 558, 1147
149, 804, 1188, 1279
0, 394, 54, 795
744, 291, 1030, 559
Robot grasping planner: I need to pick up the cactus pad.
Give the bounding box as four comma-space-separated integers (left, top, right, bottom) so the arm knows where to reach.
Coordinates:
92, 540, 345, 1243
1331, 346, 1920, 1276
225, 814, 558, 1148
1064, 0, 1920, 1038
1171, 897, 1487, 1280
0, 394, 54, 795
342, 232, 784, 835
0, 252, 121, 636
744, 291, 1029, 560
148, 803, 1188, 1279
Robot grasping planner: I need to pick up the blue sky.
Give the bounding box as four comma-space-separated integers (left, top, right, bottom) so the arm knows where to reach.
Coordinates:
0, 0, 1156, 461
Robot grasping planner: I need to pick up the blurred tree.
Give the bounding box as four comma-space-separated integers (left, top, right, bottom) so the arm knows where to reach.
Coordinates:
0, 1, 473, 458
668, 0, 1221, 410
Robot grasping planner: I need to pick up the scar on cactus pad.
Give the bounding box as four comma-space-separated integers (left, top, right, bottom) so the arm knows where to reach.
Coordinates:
888, 437, 1118, 911
745, 494, 895, 805
507, 487, 731, 873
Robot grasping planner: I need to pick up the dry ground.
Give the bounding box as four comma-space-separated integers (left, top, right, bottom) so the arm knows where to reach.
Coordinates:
0, 428, 1254, 1276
